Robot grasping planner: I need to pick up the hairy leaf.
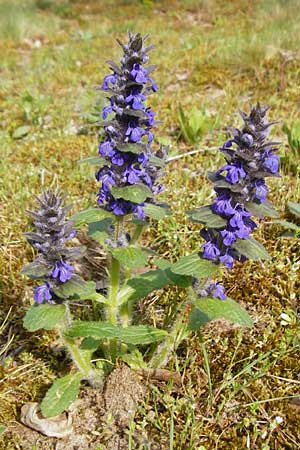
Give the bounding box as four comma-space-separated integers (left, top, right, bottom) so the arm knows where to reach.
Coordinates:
66, 322, 167, 345
71, 208, 114, 227
23, 304, 66, 331
188, 298, 253, 330
144, 203, 171, 220
233, 237, 271, 260
111, 184, 152, 203
111, 246, 148, 269
170, 254, 219, 278
41, 372, 82, 417
187, 206, 227, 228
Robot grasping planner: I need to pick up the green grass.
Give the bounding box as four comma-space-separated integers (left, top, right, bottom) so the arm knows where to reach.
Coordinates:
1, 0, 300, 448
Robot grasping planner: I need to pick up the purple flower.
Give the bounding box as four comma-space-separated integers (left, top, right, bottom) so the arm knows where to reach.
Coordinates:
51, 261, 74, 283
125, 90, 146, 110
95, 32, 165, 219
126, 122, 144, 142
263, 152, 279, 174
102, 74, 117, 90
130, 64, 149, 84
198, 104, 279, 273
202, 241, 220, 260
34, 283, 52, 304
218, 161, 246, 184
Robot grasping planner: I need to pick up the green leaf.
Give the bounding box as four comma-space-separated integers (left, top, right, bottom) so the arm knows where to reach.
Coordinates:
144, 203, 171, 220
164, 268, 192, 287
41, 372, 82, 417
245, 201, 279, 218
111, 246, 148, 269
78, 156, 108, 167
21, 260, 51, 278
66, 322, 167, 345
121, 349, 147, 369
233, 237, 271, 260
0, 425, 6, 434
12, 125, 31, 139
71, 208, 114, 227
23, 304, 66, 331
187, 206, 227, 228
188, 298, 253, 330
274, 220, 300, 233
214, 179, 243, 193
288, 202, 300, 218
117, 143, 146, 154
80, 337, 101, 351
127, 269, 171, 302
170, 254, 220, 279
111, 184, 152, 203
53, 278, 104, 301
88, 218, 113, 245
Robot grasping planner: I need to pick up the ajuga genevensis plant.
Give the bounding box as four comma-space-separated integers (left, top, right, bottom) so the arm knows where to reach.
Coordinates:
22, 32, 280, 418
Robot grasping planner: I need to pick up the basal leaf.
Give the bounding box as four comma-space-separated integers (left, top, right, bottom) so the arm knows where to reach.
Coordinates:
187, 206, 227, 228
188, 297, 253, 330
66, 322, 167, 345
111, 184, 152, 203
41, 372, 82, 417
23, 304, 66, 331
233, 237, 271, 260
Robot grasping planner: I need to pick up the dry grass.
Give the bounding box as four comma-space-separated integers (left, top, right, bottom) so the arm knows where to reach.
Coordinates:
1, 0, 300, 448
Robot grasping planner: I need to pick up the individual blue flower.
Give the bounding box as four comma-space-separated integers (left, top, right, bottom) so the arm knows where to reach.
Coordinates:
34, 283, 52, 304
263, 152, 279, 174
130, 63, 149, 84
51, 261, 74, 283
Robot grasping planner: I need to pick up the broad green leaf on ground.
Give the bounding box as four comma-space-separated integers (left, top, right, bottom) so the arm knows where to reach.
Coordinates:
245, 201, 279, 218
23, 304, 66, 331
41, 372, 82, 417
111, 246, 148, 269
233, 237, 271, 260
144, 203, 171, 220
188, 298, 253, 331
288, 201, 300, 217
187, 206, 227, 228
66, 322, 167, 345
111, 184, 152, 203
71, 208, 114, 227
170, 253, 220, 278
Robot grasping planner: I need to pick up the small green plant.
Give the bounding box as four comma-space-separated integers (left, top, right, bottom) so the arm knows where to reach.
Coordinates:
177, 104, 219, 146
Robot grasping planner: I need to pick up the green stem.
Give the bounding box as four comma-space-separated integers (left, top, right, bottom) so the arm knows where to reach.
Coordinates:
131, 223, 144, 245
149, 310, 189, 369
61, 303, 98, 380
